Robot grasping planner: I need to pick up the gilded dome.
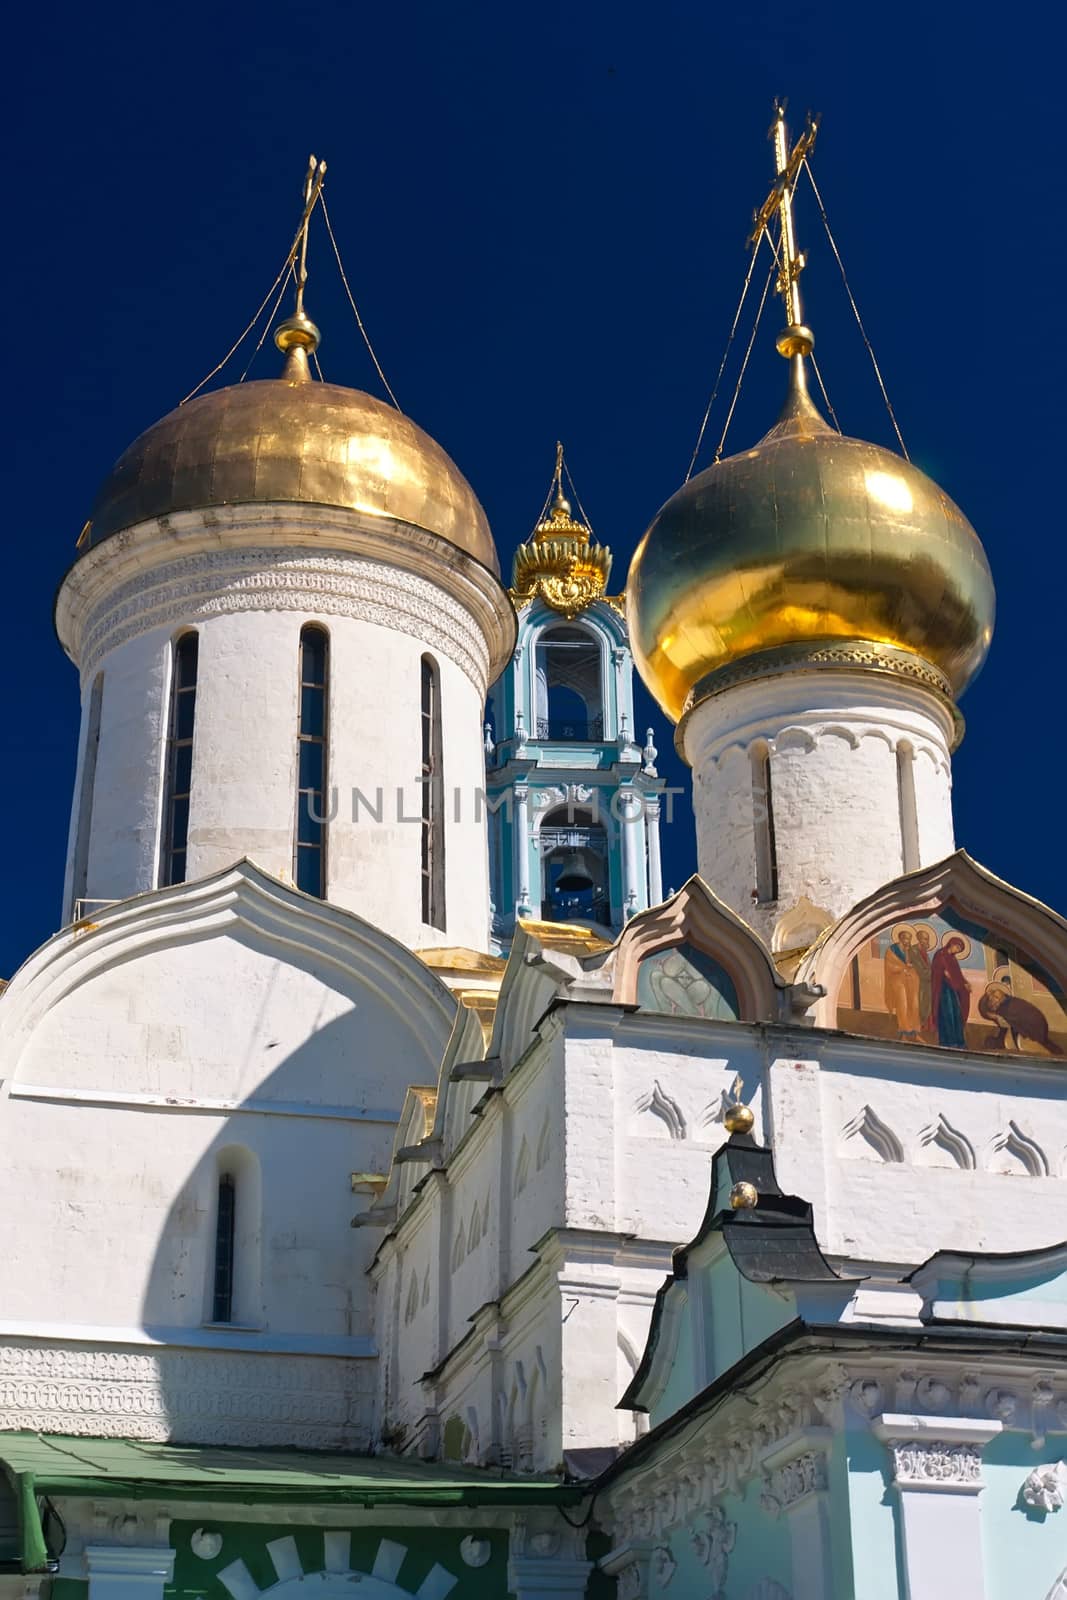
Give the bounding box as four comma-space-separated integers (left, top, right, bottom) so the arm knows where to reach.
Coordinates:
626, 369, 995, 722
81, 376, 499, 574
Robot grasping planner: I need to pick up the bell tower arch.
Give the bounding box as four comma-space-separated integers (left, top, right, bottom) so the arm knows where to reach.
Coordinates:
484, 447, 665, 949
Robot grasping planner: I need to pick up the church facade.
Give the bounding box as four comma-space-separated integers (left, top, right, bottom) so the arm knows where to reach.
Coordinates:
1, 121, 1065, 1600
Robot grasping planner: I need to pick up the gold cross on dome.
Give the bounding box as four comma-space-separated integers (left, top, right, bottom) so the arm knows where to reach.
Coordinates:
294, 154, 327, 319
747, 103, 819, 357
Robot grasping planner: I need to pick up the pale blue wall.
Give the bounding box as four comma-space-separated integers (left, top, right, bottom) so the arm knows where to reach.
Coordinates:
843, 1427, 902, 1600
982, 1433, 1067, 1600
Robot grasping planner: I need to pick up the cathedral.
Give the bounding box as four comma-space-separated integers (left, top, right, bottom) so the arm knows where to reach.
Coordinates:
1, 115, 1066, 1600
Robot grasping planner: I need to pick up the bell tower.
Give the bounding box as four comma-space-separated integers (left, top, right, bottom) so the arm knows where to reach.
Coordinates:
485, 446, 665, 950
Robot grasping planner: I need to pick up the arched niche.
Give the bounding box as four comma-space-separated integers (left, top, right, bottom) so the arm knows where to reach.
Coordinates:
611, 875, 784, 1021
797, 850, 1067, 1058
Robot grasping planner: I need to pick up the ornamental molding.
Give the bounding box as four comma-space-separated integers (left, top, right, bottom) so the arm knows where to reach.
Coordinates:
0, 1338, 373, 1450
690, 1504, 736, 1591
76, 546, 494, 694
681, 639, 957, 719
603, 1353, 1067, 1543
873, 1413, 1003, 1494
885, 1439, 984, 1491
649, 1546, 676, 1587
57, 503, 516, 686
759, 1449, 828, 1516
507, 1515, 591, 1594
1023, 1460, 1067, 1513
605, 1362, 849, 1544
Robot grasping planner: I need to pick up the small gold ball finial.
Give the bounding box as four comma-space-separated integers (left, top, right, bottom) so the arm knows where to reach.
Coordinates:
274, 311, 321, 355
723, 1102, 755, 1136
729, 1180, 759, 1210
776, 323, 815, 358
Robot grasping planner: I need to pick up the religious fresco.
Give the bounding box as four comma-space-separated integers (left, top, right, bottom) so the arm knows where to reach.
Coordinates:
637, 942, 740, 1021
836, 907, 1067, 1056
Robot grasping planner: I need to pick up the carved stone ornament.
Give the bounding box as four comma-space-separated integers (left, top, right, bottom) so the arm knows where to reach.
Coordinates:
0, 1339, 370, 1449
605, 1355, 1067, 1552
618, 1561, 644, 1600
760, 1450, 828, 1516
887, 1441, 984, 1489
460, 1536, 492, 1567
690, 1503, 736, 1590
1023, 1461, 1067, 1513
80, 546, 494, 692
190, 1530, 224, 1561
650, 1545, 676, 1587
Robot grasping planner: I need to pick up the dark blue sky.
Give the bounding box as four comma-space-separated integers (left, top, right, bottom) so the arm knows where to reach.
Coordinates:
5, 1, 1060, 976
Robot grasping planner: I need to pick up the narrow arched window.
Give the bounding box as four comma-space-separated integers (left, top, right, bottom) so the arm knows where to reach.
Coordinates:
161, 633, 199, 887
212, 1173, 236, 1324
421, 655, 445, 929
897, 741, 920, 873
752, 743, 778, 904
70, 672, 104, 915
295, 625, 329, 897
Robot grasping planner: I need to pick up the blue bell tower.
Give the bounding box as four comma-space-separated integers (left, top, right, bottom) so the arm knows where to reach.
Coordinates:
485, 447, 665, 951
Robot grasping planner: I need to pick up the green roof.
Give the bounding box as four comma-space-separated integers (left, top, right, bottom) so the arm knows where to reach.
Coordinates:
0, 1432, 584, 1573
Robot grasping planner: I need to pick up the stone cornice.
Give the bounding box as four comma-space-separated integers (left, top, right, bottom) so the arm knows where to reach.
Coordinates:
55, 503, 516, 693
601, 1341, 1067, 1543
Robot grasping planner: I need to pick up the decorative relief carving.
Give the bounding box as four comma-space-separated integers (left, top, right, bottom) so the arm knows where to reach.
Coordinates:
1023, 1461, 1067, 1513
917, 1114, 976, 1170
759, 1450, 828, 1516
987, 1122, 1049, 1178
886, 1440, 984, 1489
606, 1365, 849, 1545
460, 1536, 491, 1567
79, 549, 493, 691
840, 1105, 904, 1163
690, 1504, 735, 1591
617, 1563, 643, 1600
606, 1358, 1067, 1547
631, 1081, 687, 1141
650, 1546, 676, 1587
0, 1341, 371, 1448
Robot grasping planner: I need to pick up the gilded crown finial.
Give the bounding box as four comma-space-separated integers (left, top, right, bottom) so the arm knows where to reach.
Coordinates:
510, 443, 613, 618
275, 154, 327, 382
748, 104, 819, 365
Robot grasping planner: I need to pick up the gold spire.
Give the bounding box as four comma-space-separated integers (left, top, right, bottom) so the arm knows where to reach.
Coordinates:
275, 154, 327, 382
511, 442, 613, 617
748, 103, 819, 364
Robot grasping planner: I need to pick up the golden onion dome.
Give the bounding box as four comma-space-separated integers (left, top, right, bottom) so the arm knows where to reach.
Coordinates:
626, 366, 995, 723
81, 373, 498, 574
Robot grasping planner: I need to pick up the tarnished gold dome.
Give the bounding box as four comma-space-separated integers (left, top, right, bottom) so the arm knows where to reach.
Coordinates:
626, 368, 995, 723
81, 376, 499, 574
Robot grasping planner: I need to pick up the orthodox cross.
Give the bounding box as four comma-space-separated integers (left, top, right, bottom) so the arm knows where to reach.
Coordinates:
747, 104, 819, 357
294, 154, 327, 319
